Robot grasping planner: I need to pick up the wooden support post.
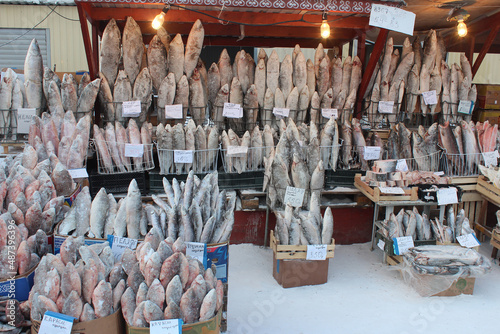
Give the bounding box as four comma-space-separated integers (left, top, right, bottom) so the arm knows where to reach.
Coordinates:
76, 2, 97, 79
472, 25, 500, 78
357, 30, 366, 65
467, 35, 475, 67
92, 23, 99, 80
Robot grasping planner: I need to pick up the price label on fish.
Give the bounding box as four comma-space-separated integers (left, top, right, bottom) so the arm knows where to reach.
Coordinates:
124, 144, 144, 158
378, 187, 405, 194
227, 145, 248, 156
67, 168, 88, 179
122, 100, 141, 117
165, 104, 183, 119
393, 236, 414, 255
378, 101, 394, 114
396, 159, 409, 172
458, 100, 473, 114
321, 108, 338, 119
17, 108, 36, 134
223, 103, 242, 118
38, 311, 74, 334
273, 108, 290, 118
482, 151, 499, 167
456, 234, 481, 248
422, 90, 438, 105
284, 186, 306, 207
186, 242, 207, 266
306, 245, 327, 260
369, 4, 416, 36
107, 235, 138, 261
174, 150, 194, 164
437, 187, 458, 205
150, 319, 183, 334
363, 146, 381, 160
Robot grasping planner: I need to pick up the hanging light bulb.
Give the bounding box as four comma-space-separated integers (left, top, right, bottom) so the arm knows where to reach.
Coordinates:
447, 7, 469, 38
321, 12, 330, 39
457, 19, 467, 37
152, 6, 169, 30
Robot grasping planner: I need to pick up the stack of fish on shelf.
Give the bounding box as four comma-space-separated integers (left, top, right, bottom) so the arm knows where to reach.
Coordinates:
156, 120, 219, 175
93, 119, 153, 174
364, 30, 477, 126
274, 198, 334, 246
340, 118, 381, 171
362, 170, 449, 188
431, 207, 476, 243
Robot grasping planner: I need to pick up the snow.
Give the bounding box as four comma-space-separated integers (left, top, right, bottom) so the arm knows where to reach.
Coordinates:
226, 242, 500, 334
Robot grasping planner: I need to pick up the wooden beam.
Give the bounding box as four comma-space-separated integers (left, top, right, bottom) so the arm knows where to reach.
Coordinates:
92, 23, 99, 79
357, 30, 366, 63
200, 36, 350, 48
472, 25, 500, 77
76, 3, 97, 79
467, 35, 475, 66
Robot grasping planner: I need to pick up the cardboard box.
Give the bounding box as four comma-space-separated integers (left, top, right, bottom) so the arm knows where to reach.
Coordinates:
478, 110, 500, 125
272, 253, 329, 288
0, 265, 36, 301
207, 242, 229, 283
477, 84, 500, 109
433, 277, 475, 296
31, 308, 124, 334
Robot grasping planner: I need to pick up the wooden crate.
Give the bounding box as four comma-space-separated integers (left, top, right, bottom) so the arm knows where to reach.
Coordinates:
270, 231, 335, 260
476, 175, 500, 207
491, 229, 500, 251
386, 255, 403, 266
354, 174, 418, 202
238, 189, 266, 210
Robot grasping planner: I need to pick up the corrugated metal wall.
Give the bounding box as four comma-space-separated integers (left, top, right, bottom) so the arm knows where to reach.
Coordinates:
0, 4, 88, 72
0, 28, 50, 70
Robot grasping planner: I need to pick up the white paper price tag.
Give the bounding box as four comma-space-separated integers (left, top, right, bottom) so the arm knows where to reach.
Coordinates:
284, 186, 306, 207
186, 242, 207, 265
122, 100, 141, 117
273, 108, 290, 117
321, 108, 338, 119
165, 104, 183, 119
227, 145, 248, 156
124, 144, 144, 158
107, 235, 138, 261
38, 311, 74, 334
306, 245, 327, 260
393, 236, 414, 255
437, 187, 458, 205
150, 319, 183, 334
223, 103, 242, 118
456, 234, 481, 248
458, 100, 473, 114
363, 146, 381, 160
174, 150, 194, 164
434, 171, 445, 176
17, 108, 36, 134
377, 239, 385, 251
67, 168, 88, 179
422, 90, 438, 105
378, 187, 405, 194
396, 159, 409, 172
482, 151, 499, 167
378, 101, 394, 114
369, 4, 416, 36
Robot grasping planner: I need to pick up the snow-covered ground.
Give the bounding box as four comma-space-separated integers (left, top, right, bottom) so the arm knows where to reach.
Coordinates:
226, 242, 500, 334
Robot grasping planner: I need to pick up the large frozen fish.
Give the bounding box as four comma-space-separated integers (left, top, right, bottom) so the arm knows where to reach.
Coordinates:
100, 18, 121, 91
207, 63, 221, 109
24, 39, 44, 111
61, 73, 78, 113
168, 34, 185, 83
76, 79, 100, 119
266, 50, 280, 96
122, 17, 144, 85
218, 49, 233, 88
189, 68, 206, 125
147, 35, 168, 92
133, 68, 153, 125
184, 20, 204, 79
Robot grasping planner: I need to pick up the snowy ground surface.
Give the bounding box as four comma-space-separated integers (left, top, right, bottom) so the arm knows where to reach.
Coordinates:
225, 242, 500, 334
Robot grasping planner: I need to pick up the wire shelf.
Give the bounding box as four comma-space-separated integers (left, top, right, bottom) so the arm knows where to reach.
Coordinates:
0, 109, 30, 142
404, 150, 443, 172
155, 144, 219, 175
93, 139, 154, 174
319, 142, 343, 170
442, 151, 485, 177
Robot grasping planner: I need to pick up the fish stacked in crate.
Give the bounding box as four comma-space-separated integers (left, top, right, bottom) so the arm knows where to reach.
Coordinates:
156, 120, 219, 175
379, 207, 434, 242
121, 237, 224, 327
93, 119, 153, 174
363, 170, 449, 188
432, 207, 476, 244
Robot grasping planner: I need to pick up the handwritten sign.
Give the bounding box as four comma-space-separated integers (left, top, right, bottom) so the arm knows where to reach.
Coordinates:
396, 159, 409, 172
378, 101, 395, 114
174, 150, 194, 164
457, 234, 481, 248
422, 90, 438, 105
124, 144, 144, 158
17, 108, 36, 134
393, 236, 414, 255
321, 108, 338, 119
437, 187, 458, 205
165, 104, 183, 119
284, 186, 306, 207
67, 168, 88, 179
369, 4, 415, 36
306, 245, 327, 260
223, 103, 242, 118
227, 145, 248, 156
482, 151, 499, 167
107, 235, 138, 261
38, 311, 74, 334
458, 100, 473, 114
377, 239, 385, 251
364, 146, 381, 160
273, 108, 290, 118
378, 187, 405, 195
122, 101, 141, 117
150, 319, 183, 334
186, 242, 207, 266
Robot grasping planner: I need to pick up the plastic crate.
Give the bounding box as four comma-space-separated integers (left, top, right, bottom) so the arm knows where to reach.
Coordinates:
218, 171, 265, 190
88, 171, 148, 197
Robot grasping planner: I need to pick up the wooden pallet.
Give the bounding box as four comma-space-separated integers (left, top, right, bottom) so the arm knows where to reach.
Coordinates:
270, 231, 335, 260
354, 174, 418, 202
0, 142, 25, 154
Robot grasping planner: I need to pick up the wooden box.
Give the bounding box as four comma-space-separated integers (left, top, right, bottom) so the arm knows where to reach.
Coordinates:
354, 174, 418, 202
477, 84, 500, 109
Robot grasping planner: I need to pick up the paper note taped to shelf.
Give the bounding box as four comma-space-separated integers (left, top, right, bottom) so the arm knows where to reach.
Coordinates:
378, 187, 405, 194
396, 159, 409, 172
457, 234, 480, 248
369, 4, 415, 35
422, 90, 438, 105
174, 150, 194, 164
107, 235, 138, 261
67, 168, 88, 179
150, 319, 183, 334
284, 186, 305, 207
321, 108, 338, 119
364, 146, 381, 160
122, 100, 141, 117
393, 236, 414, 255
223, 103, 242, 118
437, 187, 458, 205
306, 245, 327, 260
273, 108, 290, 117
227, 145, 248, 156
377, 239, 385, 251
186, 242, 207, 266
124, 144, 144, 157
38, 311, 74, 334
378, 101, 394, 114
165, 104, 183, 119
17, 108, 36, 134
482, 151, 499, 167
458, 100, 473, 114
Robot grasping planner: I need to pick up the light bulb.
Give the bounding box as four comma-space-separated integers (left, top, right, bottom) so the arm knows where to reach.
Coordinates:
457, 19, 467, 37
321, 20, 330, 38
152, 12, 165, 30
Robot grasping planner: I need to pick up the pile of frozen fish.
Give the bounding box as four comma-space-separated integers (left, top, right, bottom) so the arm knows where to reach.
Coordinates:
340, 118, 380, 170
404, 245, 490, 276
0, 297, 31, 330
156, 120, 219, 175
479, 165, 500, 189
274, 195, 334, 245
121, 237, 223, 326
93, 119, 153, 174
431, 207, 476, 243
